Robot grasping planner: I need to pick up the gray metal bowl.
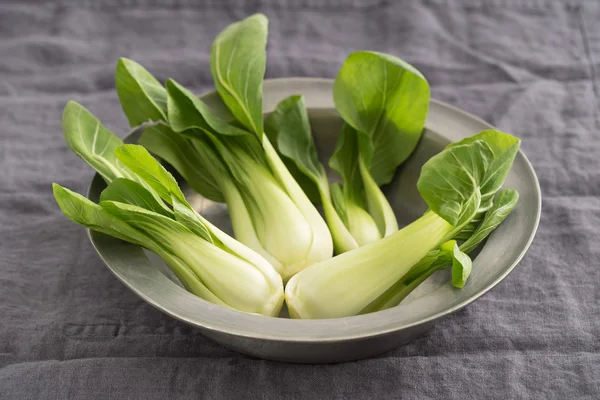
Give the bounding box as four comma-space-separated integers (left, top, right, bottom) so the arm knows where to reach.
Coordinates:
87, 78, 541, 364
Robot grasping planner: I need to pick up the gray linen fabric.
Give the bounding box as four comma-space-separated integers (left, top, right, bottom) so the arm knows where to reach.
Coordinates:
1, 0, 599, 398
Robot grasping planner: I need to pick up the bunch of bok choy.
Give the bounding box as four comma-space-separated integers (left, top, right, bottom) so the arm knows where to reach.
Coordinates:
285, 130, 520, 319
54, 102, 284, 316
114, 15, 332, 282
266, 51, 429, 254
53, 13, 521, 320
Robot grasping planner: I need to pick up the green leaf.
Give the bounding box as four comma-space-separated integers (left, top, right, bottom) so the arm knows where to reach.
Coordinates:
115, 58, 168, 126
321, 184, 358, 254
417, 140, 493, 227
285, 208, 453, 319
100, 178, 173, 218
100, 200, 192, 252
264, 95, 325, 203
53, 183, 152, 249
171, 196, 213, 242
165, 78, 270, 187
329, 124, 374, 178
114, 144, 217, 244
138, 124, 224, 202
329, 125, 397, 239
453, 221, 479, 241
62, 101, 128, 183
329, 125, 371, 206
166, 81, 269, 186
166, 79, 249, 137
330, 182, 348, 226
448, 130, 521, 207
333, 51, 430, 185
61, 101, 172, 215
460, 189, 519, 254
210, 13, 267, 136
188, 134, 232, 184
440, 240, 472, 288
114, 144, 187, 205
265, 95, 326, 185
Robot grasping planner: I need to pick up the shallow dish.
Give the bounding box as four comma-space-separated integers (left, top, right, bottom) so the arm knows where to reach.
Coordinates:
87, 78, 541, 364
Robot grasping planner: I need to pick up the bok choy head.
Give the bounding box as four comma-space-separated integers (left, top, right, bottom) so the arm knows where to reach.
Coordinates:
285, 130, 520, 319
164, 78, 332, 281
57, 101, 284, 316
53, 181, 284, 317
117, 14, 333, 279
115, 14, 333, 281
264, 51, 430, 254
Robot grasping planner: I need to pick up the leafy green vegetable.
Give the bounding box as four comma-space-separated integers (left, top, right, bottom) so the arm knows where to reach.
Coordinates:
285, 130, 518, 319
329, 125, 398, 243
265, 96, 359, 253
208, 14, 334, 263
207, 14, 332, 270
286, 209, 454, 319
53, 183, 230, 307
114, 58, 224, 202
56, 14, 525, 320
360, 185, 520, 313
448, 130, 521, 210
266, 51, 429, 253
210, 13, 267, 137
62, 101, 129, 183
418, 140, 492, 227
115, 58, 168, 126
460, 189, 519, 254
61, 101, 170, 214
54, 144, 285, 316
442, 240, 472, 288
99, 178, 173, 218
138, 124, 224, 202
264, 96, 397, 253
333, 51, 430, 185
166, 79, 333, 281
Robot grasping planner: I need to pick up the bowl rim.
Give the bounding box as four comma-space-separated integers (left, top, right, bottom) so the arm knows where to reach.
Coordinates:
88, 77, 542, 343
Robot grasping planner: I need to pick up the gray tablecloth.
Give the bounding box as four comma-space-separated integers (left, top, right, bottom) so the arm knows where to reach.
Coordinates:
1, 0, 599, 398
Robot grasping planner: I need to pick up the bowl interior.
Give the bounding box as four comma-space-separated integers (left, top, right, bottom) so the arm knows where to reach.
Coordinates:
88, 78, 540, 341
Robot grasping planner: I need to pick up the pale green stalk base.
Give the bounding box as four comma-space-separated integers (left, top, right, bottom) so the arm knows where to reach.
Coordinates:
285, 211, 453, 319
158, 250, 230, 309
262, 136, 334, 277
